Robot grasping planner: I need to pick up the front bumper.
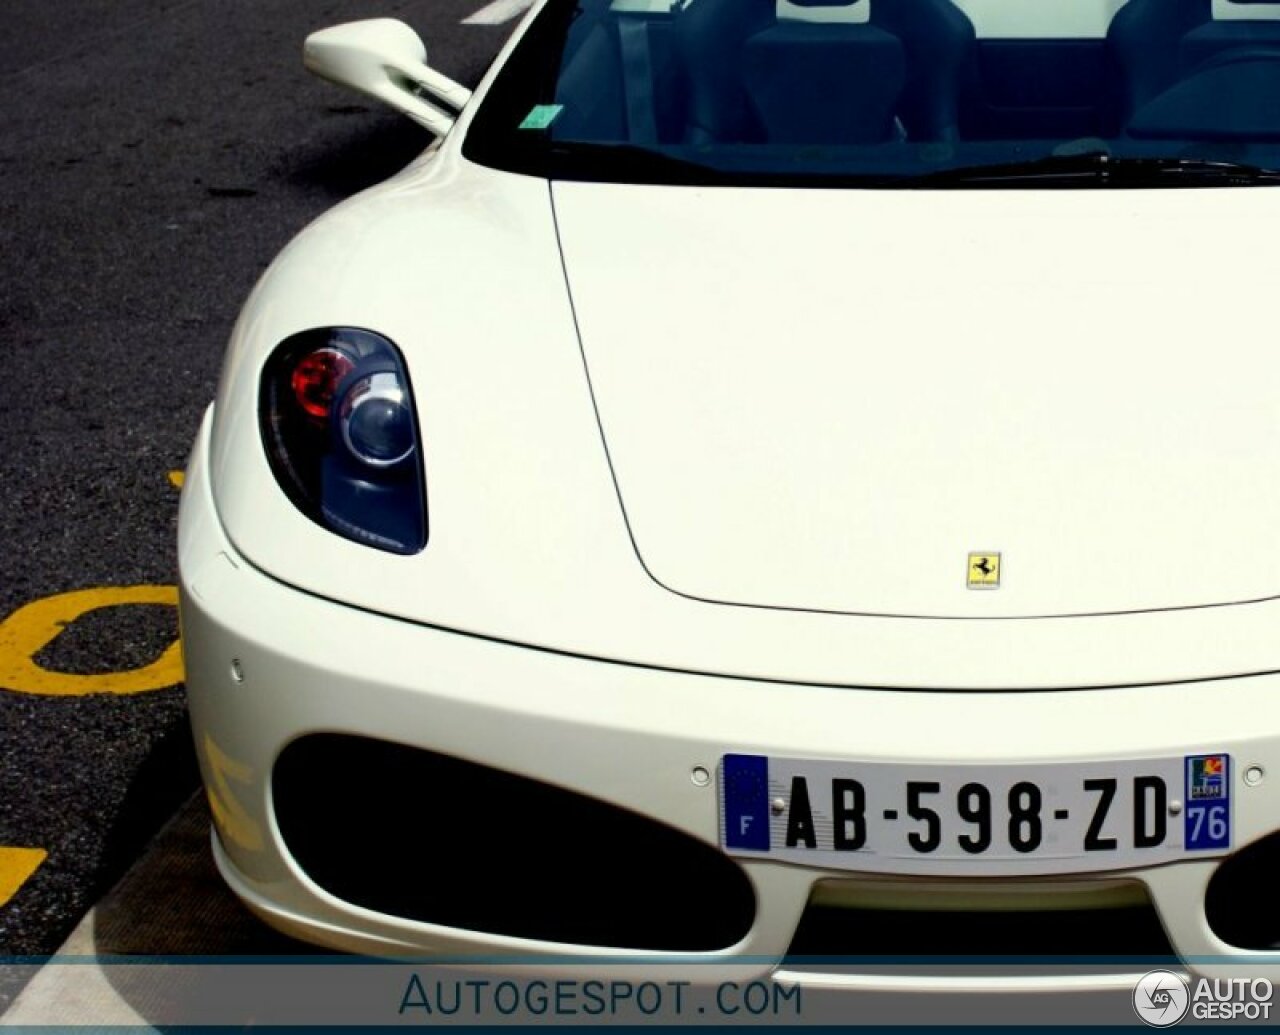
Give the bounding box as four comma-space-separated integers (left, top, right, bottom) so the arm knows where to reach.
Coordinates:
180, 410, 1280, 987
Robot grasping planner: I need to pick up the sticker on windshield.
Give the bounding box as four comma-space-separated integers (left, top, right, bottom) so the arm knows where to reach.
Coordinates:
519, 104, 564, 131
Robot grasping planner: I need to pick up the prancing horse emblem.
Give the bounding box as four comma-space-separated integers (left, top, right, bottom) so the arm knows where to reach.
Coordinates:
967, 552, 1001, 589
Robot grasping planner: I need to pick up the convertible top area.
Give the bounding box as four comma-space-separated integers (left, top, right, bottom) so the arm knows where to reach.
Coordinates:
466, 0, 1280, 177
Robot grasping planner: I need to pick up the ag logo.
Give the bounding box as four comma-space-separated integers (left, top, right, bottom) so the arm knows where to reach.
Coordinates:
1133, 971, 1190, 1027
966, 552, 1001, 589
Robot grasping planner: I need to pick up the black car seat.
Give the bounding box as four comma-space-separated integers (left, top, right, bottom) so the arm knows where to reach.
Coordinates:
1182, 0, 1280, 67
870, 0, 975, 142
742, 1, 907, 145
675, 0, 777, 144
676, 0, 975, 145
1109, 0, 1212, 125
1109, 0, 1280, 126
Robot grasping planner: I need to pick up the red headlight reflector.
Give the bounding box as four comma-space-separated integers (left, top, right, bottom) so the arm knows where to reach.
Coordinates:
290, 347, 355, 421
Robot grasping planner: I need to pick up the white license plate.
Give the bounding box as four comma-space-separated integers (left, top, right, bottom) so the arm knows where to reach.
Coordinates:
718, 753, 1232, 876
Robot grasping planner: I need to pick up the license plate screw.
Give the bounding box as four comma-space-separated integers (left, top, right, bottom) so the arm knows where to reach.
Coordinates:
690, 766, 710, 787
1168, 799, 1183, 816
1245, 765, 1265, 786
771, 797, 786, 816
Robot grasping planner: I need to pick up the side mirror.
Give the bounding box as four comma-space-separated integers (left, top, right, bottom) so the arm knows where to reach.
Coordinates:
303, 19, 473, 137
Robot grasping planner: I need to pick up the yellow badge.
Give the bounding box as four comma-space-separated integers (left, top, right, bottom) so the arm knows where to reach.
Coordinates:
967, 552, 1001, 589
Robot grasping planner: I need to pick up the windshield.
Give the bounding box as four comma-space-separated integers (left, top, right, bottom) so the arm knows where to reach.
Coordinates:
464, 0, 1280, 187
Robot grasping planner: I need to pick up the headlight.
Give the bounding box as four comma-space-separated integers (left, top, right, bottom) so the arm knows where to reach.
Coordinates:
259, 328, 427, 555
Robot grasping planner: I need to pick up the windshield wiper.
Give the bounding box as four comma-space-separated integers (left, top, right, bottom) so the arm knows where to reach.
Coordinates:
527, 141, 1280, 189
907, 153, 1280, 189
538, 141, 893, 187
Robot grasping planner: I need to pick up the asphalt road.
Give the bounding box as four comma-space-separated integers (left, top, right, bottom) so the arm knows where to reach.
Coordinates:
0, 0, 514, 970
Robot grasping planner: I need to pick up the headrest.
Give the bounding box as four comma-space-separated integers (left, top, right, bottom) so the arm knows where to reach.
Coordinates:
1214, 0, 1280, 20
777, 0, 869, 24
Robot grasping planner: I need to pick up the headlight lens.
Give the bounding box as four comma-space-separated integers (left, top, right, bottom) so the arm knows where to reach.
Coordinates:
259, 328, 427, 555
340, 371, 416, 468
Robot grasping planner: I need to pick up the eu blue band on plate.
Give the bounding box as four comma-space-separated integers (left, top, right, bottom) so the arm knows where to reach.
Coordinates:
723, 754, 770, 851
1184, 753, 1230, 851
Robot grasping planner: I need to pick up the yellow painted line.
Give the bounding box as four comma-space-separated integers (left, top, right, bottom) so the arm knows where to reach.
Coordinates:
168, 470, 185, 489
203, 735, 264, 852
0, 847, 46, 907
0, 586, 183, 696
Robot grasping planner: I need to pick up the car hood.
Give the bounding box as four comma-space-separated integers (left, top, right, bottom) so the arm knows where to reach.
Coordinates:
553, 182, 1280, 618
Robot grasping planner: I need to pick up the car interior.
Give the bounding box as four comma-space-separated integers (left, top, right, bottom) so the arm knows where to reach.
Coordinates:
549, 0, 1280, 150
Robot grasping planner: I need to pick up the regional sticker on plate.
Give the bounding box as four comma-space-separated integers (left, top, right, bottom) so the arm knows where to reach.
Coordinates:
718, 753, 1232, 877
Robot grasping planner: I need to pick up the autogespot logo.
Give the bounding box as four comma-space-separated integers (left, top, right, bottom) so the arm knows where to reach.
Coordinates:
1134, 971, 1191, 1027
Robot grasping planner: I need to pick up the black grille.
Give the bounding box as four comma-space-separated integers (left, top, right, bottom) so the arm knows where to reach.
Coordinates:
1206, 831, 1280, 949
273, 734, 755, 951
787, 902, 1176, 961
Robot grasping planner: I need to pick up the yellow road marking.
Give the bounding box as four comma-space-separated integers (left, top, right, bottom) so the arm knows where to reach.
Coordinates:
168, 470, 185, 489
0, 586, 183, 696
0, 847, 46, 907
203, 735, 263, 852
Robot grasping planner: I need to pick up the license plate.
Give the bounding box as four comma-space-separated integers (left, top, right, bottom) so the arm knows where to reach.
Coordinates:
718, 753, 1232, 876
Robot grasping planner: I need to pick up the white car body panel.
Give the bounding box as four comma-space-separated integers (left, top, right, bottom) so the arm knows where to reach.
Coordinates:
554, 182, 1280, 620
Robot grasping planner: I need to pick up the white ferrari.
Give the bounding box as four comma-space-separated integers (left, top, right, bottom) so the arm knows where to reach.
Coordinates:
179, 0, 1280, 988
